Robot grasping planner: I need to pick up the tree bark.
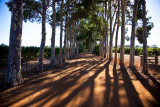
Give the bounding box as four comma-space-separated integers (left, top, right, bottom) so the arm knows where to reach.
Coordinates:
38, 0, 46, 72
120, 0, 126, 65
106, 2, 109, 59
115, 0, 120, 64
59, 0, 63, 64
109, 0, 113, 61
64, 0, 69, 62
129, 0, 138, 67
50, 0, 56, 66
72, 25, 75, 57
69, 30, 72, 58
103, 2, 106, 58
142, 0, 148, 73
6, 0, 23, 86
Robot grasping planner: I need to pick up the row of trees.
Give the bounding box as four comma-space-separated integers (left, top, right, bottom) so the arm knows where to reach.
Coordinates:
5, 0, 153, 86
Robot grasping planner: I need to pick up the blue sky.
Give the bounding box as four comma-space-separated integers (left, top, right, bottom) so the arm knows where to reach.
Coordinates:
0, 0, 160, 47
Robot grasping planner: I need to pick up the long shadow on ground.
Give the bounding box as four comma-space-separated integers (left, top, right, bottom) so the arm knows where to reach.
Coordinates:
131, 67, 160, 106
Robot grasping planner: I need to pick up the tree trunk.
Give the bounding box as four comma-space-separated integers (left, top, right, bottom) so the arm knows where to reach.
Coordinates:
109, 0, 113, 61
129, 0, 138, 67
67, 28, 70, 59
75, 30, 79, 55
106, 2, 109, 59
64, 0, 69, 62
50, 0, 56, 66
72, 27, 75, 56
69, 29, 72, 58
6, 0, 23, 86
115, 0, 120, 64
59, 0, 63, 64
120, 0, 126, 65
38, 0, 46, 72
103, 2, 106, 58
142, 0, 148, 73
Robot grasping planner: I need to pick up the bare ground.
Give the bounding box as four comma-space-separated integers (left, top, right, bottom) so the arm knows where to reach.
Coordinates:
0, 53, 160, 107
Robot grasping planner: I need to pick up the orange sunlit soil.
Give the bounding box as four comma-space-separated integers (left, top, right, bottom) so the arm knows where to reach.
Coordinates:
0, 53, 160, 107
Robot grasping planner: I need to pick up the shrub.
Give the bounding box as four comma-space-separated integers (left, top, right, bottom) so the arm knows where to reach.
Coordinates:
135, 48, 142, 55
125, 47, 130, 54
93, 45, 100, 55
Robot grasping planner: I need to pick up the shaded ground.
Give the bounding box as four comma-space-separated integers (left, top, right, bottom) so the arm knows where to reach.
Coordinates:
0, 53, 160, 107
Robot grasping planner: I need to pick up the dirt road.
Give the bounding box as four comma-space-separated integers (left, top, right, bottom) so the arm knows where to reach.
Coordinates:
0, 53, 160, 107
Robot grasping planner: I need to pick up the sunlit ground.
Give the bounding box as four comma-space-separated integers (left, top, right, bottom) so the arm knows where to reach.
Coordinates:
0, 53, 160, 107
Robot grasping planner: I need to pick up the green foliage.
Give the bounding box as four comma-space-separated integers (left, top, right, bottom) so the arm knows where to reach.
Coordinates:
136, 22, 154, 44
147, 48, 160, 56
93, 45, 100, 55
78, 43, 83, 53
113, 47, 160, 56
125, 47, 130, 54
0, 45, 61, 65
22, 46, 39, 60
0, 44, 9, 62
135, 0, 154, 44
135, 47, 143, 55
44, 47, 51, 58
23, 0, 43, 23
135, 27, 143, 44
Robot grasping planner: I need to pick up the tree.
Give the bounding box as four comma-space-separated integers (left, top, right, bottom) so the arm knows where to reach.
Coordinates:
64, 0, 69, 62
109, 0, 118, 61
59, 0, 63, 64
106, 1, 109, 59
50, 0, 56, 66
135, 0, 154, 44
109, 0, 112, 60
6, 0, 23, 86
114, 0, 120, 64
129, 0, 139, 67
38, 0, 49, 72
135, 21, 153, 44
142, 0, 148, 73
23, 0, 51, 72
120, 0, 126, 64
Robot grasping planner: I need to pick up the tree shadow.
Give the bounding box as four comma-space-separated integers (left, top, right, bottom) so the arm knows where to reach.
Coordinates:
109, 62, 120, 107
145, 72, 160, 88
131, 67, 160, 106
0, 55, 107, 107
103, 61, 111, 107
148, 64, 160, 72
23, 59, 108, 107
120, 64, 143, 107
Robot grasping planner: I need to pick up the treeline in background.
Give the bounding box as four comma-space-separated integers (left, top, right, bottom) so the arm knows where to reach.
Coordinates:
0, 44, 84, 66
93, 45, 160, 56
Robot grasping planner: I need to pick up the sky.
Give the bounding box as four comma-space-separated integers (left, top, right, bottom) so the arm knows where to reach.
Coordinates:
0, 0, 160, 47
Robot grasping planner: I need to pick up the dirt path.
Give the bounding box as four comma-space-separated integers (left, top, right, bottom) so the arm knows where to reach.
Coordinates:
0, 53, 160, 107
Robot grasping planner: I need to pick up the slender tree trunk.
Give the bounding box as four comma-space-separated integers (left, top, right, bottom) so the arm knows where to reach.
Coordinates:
59, 0, 63, 64
72, 27, 75, 56
75, 29, 79, 55
67, 28, 70, 59
69, 29, 72, 58
64, 0, 69, 62
50, 0, 56, 66
115, 0, 120, 64
142, 0, 148, 73
100, 35, 104, 57
129, 0, 138, 67
103, 2, 106, 58
38, 0, 46, 72
106, 2, 109, 59
109, 0, 113, 60
6, 0, 23, 86
120, 0, 126, 65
